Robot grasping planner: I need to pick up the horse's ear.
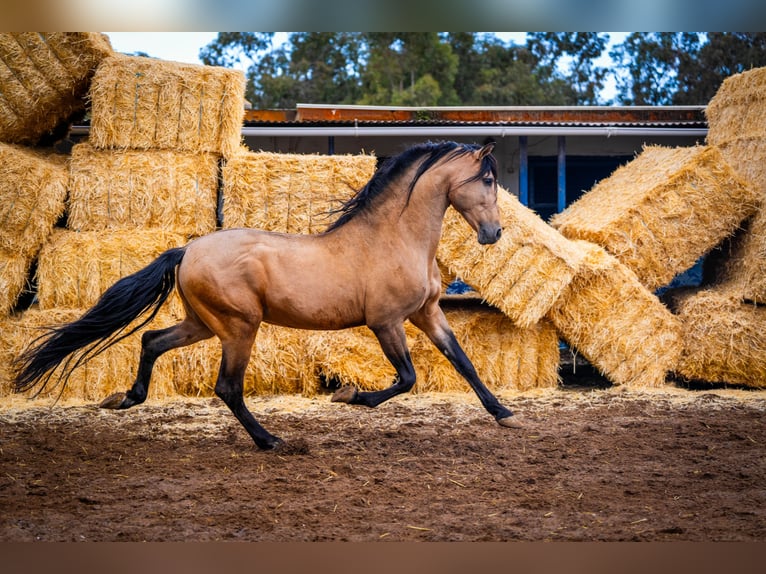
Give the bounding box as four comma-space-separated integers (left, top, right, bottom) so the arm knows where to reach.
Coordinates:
475, 142, 495, 160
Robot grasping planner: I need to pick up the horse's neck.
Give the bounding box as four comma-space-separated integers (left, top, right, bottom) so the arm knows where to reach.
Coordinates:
360, 169, 450, 255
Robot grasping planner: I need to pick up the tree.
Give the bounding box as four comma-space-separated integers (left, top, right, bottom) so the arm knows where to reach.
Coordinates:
448, 33, 567, 105
610, 33, 766, 105
674, 33, 766, 104
609, 33, 702, 105
358, 33, 459, 106
527, 32, 610, 104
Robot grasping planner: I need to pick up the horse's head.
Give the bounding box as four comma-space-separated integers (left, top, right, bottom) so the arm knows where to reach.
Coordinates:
447, 142, 502, 245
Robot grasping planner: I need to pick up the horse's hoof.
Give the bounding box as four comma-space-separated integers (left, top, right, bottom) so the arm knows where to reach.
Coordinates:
99, 392, 127, 409
269, 437, 310, 455
497, 415, 524, 429
331, 385, 358, 404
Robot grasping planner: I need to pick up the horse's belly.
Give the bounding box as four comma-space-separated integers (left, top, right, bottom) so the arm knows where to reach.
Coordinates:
261, 293, 365, 331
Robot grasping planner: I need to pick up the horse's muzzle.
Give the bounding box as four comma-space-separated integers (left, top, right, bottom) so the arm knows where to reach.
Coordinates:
478, 224, 502, 245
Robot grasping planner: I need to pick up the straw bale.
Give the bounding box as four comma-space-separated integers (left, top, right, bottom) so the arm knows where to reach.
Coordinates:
306, 305, 560, 393
67, 143, 219, 235
547, 242, 682, 387
0, 33, 112, 144
706, 66, 766, 147
664, 287, 766, 388
1, 306, 321, 401
162, 319, 319, 398
89, 54, 245, 157
0, 255, 32, 318
437, 188, 605, 328
550, 145, 758, 290
222, 150, 377, 232
0, 307, 179, 401
37, 228, 188, 310
704, 205, 766, 303
0, 143, 68, 261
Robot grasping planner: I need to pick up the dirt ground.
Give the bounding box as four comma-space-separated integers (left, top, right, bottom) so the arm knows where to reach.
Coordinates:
2, 372, 766, 543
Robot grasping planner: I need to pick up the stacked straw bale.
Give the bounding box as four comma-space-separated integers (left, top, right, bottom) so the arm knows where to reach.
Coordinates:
437, 188, 681, 387
36, 228, 188, 310
664, 287, 766, 388
0, 307, 320, 400
222, 150, 378, 232
89, 54, 246, 158
550, 145, 758, 290
0, 144, 68, 317
705, 66, 766, 302
0, 33, 113, 145
437, 188, 606, 329
306, 304, 560, 393
67, 142, 219, 235
547, 243, 683, 387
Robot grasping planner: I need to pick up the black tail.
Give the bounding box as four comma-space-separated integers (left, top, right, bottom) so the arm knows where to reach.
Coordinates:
13, 247, 187, 396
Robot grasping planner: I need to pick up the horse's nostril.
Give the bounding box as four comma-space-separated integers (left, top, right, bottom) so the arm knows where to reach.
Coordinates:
495, 228, 502, 241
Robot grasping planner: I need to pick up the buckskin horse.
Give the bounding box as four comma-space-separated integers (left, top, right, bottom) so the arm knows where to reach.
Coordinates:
13, 141, 521, 450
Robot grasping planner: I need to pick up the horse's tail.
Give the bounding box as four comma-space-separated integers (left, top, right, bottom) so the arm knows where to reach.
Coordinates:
13, 246, 187, 397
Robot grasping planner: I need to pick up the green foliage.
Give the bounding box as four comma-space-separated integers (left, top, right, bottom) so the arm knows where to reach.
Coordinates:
199, 32, 761, 109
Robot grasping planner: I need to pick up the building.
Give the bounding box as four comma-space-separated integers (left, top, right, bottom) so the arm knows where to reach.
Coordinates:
242, 104, 708, 220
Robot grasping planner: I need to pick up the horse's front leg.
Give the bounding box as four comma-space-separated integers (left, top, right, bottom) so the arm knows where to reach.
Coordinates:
409, 304, 523, 429
331, 323, 416, 408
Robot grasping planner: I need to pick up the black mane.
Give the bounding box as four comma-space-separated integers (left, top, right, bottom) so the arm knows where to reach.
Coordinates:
326, 141, 496, 231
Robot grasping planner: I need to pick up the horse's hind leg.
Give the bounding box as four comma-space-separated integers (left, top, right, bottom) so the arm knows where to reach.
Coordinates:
409, 305, 522, 429
331, 323, 417, 408
100, 317, 213, 410
215, 335, 283, 450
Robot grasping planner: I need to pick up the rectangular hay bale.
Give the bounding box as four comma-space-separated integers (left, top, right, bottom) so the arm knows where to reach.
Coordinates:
704, 205, 766, 304
0, 255, 32, 318
437, 188, 604, 329
305, 304, 560, 393
0, 33, 113, 144
0, 143, 68, 261
664, 287, 766, 388
547, 242, 682, 387
706, 66, 766, 147
67, 143, 219, 235
37, 228, 188, 310
550, 145, 758, 290
89, 54, 245, 157
0, 308, 178, 401
1, 307, 320, 401
222, 150, 377, 232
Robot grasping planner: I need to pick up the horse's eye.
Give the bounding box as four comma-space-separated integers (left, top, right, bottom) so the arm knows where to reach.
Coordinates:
483, 177, 494, 186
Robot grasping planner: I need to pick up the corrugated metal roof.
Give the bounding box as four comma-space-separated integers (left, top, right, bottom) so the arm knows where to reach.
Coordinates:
243, 104, 708, 129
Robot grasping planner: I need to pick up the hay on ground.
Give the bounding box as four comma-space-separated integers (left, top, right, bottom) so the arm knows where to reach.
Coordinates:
546, 242, 682, 387
89, 54, 245, 157
550, 145, 758, 290
663, 287, 766, 388
36, 229, 188, 310
222, 150, 377, 232
67, 143, 219, 235
0, 143, 68, 261
305, 304, 560, 393
0, 33, 113, 144
437, 188, 605, 329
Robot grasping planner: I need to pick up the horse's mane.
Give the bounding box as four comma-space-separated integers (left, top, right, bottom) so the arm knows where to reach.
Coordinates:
326, 141, 497, 231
